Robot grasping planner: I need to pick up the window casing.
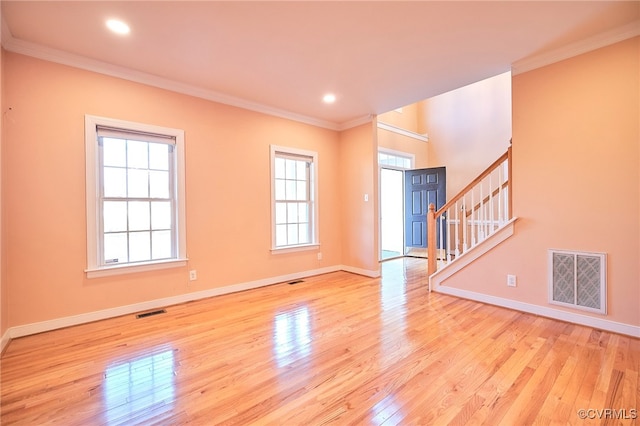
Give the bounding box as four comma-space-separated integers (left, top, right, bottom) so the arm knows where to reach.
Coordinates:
378, 149, 414, 169
85, 115, 187, 277
270, 145, 319, 251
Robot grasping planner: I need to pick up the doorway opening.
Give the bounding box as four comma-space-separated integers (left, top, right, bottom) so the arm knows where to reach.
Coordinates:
378, 149, 447, 262
378, 149, 414, 261
380, 168, 404, 260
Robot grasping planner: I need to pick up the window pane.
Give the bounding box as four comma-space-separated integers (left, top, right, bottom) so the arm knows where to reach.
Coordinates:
104, 233, 128, 263
103, 201, 127, 232
275, 158, 286, 179
102, 138, 126, 167
91, 117, 184, 270
298, 204, 308, 223
287, 203, 298, 223
149, 170, 169, 199
129, 231, 151, 262
378, 151, 412, 169
287, 224, 298, 245
296, 181, 307, 201
151, 201, 171, 229
286, 180, 296, 200
128, 201, 150, 231
152, 230, 172, 259
275, 180, 285, 200
275, 203, 287, 225
272, 149, 316, 248
285, 159, 296, 179
298, 224, 310, 244
296, 161, 307, 180
103, 167, 127, 198
149, 143, 169, 170
276, 224, 287, 247
127, 140, 148, 169
128, 169, 149, 198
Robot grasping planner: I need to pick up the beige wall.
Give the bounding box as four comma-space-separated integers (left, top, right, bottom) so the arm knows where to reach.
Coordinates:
419, 72, 512, 196
339, 122, 379, 274
3, 36, 638, 334
2, 52, 355, 327
377, 103, 429, 169
0, 46, 5, 339
440, 38, 639, 327
377, 130, 429, 169
377, 103, 419, 133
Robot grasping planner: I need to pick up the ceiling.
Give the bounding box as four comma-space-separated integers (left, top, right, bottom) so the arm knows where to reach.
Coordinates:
2, 1, 639, 129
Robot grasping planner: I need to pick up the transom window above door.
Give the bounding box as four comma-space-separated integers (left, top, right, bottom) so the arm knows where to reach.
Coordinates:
378, 149, 414, 169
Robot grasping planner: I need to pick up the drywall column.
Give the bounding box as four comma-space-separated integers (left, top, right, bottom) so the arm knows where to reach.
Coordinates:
339, 121, 380, 277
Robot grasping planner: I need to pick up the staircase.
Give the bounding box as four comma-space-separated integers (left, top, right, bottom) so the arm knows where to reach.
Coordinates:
427, 147, 516, 290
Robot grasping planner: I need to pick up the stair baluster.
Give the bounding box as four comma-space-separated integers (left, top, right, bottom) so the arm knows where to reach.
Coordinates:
427, 146, 512, 276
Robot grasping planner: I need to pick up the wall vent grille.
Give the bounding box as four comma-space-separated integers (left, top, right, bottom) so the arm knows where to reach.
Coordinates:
136, 309, 167, 319
548, 250, 606, 314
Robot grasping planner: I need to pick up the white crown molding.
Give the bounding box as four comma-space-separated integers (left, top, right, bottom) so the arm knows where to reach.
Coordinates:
1, 14, 11, 45
337, 114, 374, 131
1, 34, 349, 131
512, 20, 640, 75
377, 121, 429, 142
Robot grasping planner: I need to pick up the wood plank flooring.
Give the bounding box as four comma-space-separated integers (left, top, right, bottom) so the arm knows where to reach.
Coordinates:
1, 258, 639, 425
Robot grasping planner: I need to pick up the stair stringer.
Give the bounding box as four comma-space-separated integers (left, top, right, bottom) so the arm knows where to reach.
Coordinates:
428, 217, 518, 292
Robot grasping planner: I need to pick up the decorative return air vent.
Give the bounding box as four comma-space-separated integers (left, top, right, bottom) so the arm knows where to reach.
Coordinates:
548, 250, 606, 314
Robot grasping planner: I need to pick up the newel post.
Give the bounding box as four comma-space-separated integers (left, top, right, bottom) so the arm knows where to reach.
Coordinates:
427, 203, 437, 276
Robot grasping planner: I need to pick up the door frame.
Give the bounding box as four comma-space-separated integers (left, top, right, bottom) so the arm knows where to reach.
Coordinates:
377, 148, 415, 261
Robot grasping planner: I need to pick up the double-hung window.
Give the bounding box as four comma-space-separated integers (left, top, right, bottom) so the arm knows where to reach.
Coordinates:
85, 115, 187, 277
270, 145, 318, 251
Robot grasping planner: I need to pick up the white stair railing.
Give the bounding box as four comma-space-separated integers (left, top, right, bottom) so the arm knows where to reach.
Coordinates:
427, 147, 512, 275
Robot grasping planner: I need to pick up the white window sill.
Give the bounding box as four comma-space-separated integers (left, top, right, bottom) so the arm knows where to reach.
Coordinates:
271, 244, 320, 254
85, 258, 188, 278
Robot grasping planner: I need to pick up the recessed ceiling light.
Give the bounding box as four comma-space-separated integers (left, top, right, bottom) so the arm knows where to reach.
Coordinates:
106, 19, 130, 35
323, 93, 336, 104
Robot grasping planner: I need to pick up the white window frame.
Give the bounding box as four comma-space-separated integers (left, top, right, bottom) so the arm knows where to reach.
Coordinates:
378, 147, 415, 169
270, 145, 319, 253
85, 115, 187, 278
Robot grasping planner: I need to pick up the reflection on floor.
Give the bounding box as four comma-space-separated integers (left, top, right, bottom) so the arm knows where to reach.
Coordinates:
273, 305, 312, 368
103, 347, 176, 424
381, 249, 402, 260
2, 257, 637, 425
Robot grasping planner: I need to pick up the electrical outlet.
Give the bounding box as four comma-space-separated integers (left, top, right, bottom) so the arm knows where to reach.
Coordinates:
189, 270, 197, 281
507, 274, 517, 287
317, 252, 322, 261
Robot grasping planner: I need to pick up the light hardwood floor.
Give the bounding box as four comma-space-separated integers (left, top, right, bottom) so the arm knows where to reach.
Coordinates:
1, 258, 639, 425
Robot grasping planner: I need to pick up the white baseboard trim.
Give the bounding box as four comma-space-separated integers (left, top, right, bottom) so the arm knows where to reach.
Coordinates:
1, 329, 11, 353
8, 265, 344, 340
341, 265, 381, 278
433, 285, 640, 338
